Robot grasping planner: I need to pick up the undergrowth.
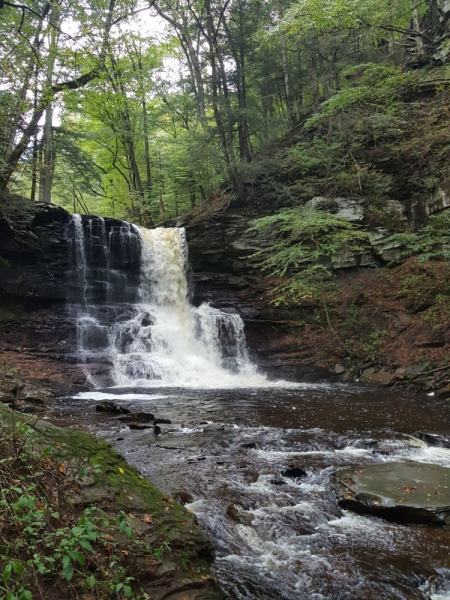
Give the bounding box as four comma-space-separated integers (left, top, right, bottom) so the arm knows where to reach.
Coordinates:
0, 411, 164, 600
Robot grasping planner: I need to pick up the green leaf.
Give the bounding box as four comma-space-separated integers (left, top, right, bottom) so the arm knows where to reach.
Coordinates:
3, 562, 12, 583
62, 555, 71, 569
78, 540, 93, 551
12, 560, 24, 575
63, 563, 74, 581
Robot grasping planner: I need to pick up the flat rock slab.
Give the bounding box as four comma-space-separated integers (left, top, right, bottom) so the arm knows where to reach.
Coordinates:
337, 462, 450, 525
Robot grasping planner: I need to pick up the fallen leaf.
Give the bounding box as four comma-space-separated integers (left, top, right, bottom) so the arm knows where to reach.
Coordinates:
119, 467, 124, 474
141, 515, 154, 523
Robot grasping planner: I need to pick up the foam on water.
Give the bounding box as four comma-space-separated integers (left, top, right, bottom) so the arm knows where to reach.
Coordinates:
75, 391, 166, 401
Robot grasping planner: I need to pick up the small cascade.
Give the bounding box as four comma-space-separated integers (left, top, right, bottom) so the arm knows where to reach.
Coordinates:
67, 213, 88, 305
66, 214, 266, 387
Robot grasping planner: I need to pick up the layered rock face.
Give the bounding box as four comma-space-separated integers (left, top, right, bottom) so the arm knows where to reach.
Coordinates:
0, 200, 143, 399
1, 180, 450, 389
178, 181, 450, 382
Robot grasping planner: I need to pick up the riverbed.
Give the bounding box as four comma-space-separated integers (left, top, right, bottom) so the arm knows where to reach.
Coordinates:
49, 384, 450, 600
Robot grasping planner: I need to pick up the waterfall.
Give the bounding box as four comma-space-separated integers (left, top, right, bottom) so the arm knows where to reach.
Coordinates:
67, 214, 266, 387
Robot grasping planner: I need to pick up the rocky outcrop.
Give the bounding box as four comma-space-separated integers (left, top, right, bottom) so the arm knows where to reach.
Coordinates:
0, 199, 146, 393
0, 197, 141, 301
337, 462, 450, 526
178, 190, 450, 382
2, 188, 450, 387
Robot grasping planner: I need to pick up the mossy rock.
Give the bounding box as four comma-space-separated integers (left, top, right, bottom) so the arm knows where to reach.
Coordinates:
0, 405, 223, 600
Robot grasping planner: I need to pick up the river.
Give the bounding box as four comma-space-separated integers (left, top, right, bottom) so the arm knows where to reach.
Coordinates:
49, 384, 450, 600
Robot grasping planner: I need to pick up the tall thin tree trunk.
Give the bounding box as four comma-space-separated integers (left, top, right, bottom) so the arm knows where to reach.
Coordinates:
278, 1, 295, 127
310, 43, 320, 109
40, 101, 55, 203
412, 0, 425, 60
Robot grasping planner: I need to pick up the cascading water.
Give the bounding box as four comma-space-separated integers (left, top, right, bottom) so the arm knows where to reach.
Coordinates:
66, 214, 266, 387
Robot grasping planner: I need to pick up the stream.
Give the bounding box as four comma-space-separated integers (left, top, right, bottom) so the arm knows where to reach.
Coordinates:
53, 215, 450, 599
49, 384, 450, 600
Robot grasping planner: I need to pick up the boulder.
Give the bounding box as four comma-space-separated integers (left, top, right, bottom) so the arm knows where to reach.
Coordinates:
18, 384, 55, 405
96, 401, 130, 415
119, 412, 154, 423
359, 368, 395, 386
337, 462, 450, 525
154, 417, 172, 425
415, 432, 450, 449
173, 491, 194, 505
282, 467, 307, 479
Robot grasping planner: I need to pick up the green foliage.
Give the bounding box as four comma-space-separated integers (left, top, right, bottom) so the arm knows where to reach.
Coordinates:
2, 0, 449, 222
393, 212, 450, 263
305, 64, 412, 128
249, 207, 368, 306
0, 411, 163, 600
280, 0, 415, 36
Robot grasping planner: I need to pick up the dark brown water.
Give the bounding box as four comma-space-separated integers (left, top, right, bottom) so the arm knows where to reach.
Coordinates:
49, 384, 450, 600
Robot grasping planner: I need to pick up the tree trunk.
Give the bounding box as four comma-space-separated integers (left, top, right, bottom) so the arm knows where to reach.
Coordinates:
278, 1, 295, 127
310, 44, 320, 109
2, 2, 51, 164
159, 188, 166, 221
39, 101, 55, 203
412, 0, 426, 60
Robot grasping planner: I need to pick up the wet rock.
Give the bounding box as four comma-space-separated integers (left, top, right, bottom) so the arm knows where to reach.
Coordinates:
226, 503, 253, 525
334, 364, 345, 375
240, 442, 257, 449
127, 423, 153, 430
437, 384, 450, 399
96, 401, 130, 415
154, 417, 172, 425
337, 462, 450, 525
282, 467, 307, 479
270, 479, 286, 486
119, 412, 154, 423
415, 432, 450, 449
173, 492, 194, 505
154, 425, 162, 435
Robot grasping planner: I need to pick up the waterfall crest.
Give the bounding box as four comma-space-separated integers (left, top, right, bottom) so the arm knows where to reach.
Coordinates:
67, 215, 267, 387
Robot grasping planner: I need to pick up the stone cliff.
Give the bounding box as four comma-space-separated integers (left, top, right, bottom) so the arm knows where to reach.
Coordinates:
2, 182, 450, 396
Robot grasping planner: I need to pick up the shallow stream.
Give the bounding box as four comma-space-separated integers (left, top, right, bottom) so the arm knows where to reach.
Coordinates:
50, 384, 450, 600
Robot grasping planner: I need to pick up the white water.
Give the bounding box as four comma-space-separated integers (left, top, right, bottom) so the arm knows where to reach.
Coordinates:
110, 227, 267, 387
68, 216, 272, 388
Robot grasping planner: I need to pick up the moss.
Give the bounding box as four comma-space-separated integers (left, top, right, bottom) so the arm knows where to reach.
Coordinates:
0, 405, 223, 598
